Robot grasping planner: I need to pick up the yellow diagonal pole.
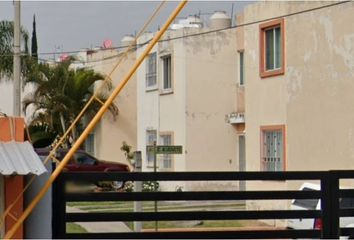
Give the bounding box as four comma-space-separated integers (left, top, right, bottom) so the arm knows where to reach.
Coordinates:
4, 1, 187, 238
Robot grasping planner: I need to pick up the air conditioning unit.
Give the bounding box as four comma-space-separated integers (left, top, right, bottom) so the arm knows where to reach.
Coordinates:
226, 112, 245, 124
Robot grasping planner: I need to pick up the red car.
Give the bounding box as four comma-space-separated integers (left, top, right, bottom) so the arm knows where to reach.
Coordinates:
35, 148, 130, 190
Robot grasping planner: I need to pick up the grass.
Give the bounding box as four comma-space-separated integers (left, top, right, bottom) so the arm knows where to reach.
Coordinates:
66, 223, 88, 233
67, 201, 244, 212
67, 201, 254, 230
125, 220, 244, 230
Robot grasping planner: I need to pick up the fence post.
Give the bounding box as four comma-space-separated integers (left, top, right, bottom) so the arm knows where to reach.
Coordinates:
321, 172, 340, 238
52, 172, 66, 239
330, 171, 340, 238
134, 151, 142, 232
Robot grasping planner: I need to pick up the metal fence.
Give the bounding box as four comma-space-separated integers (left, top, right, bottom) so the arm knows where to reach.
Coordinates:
52, 170, 354, 239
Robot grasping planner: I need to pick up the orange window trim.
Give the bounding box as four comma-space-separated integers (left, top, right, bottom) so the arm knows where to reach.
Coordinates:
259, 18, 285, 78
260, 125, 286, 171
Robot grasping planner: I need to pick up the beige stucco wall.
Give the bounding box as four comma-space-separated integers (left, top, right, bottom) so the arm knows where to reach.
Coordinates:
137, 27, 240, 190
137, 32, 189, 180
184, 30, 238, 174
286, 2, 354, 172
245, 0, 354, 172
83, 49, 137, 165
243, 1, 354, 222
185, 31, 239, 190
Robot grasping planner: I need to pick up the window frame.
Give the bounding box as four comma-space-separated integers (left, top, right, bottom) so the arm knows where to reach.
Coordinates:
259, 18, 285, 78
146, 129, 157, 167
146, 52, 157, 90
260, 125, 286, 172
238, 50, 245, 86
160, 54, 173, 95
159, 131, 174, 171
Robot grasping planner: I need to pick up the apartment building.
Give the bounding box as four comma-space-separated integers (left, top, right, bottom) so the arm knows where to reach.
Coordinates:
72, 41, 137, 166
235, 0, 354, 223
136, 13, 240, 190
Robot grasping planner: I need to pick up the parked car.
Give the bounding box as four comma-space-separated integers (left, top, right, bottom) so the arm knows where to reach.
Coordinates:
35, 148, 130, 191
287, 182, 354, 232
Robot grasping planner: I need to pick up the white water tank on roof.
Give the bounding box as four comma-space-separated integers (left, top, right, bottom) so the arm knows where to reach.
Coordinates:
209, 11, 231, 29
121, 34, 135, 48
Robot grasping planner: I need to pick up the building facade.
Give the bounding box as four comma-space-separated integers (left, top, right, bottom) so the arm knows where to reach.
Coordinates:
235, 1, 354, 224
136, 14, 240, 190
72, 45, 137, 166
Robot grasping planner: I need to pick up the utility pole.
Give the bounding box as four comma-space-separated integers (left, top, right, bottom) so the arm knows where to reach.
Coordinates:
13, 0, 21, 116
133, 151, 142, 232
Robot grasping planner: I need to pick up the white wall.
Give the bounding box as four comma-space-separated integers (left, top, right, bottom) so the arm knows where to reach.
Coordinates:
0, 81, 14, 116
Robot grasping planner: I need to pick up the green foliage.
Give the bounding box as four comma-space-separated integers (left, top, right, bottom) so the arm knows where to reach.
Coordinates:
31, 15, 38, 59
66, 223, 87, 233
120, 141, 134, 164
23, 58, 119, 146
0, 20, 30, 80
27, 124, 56, 148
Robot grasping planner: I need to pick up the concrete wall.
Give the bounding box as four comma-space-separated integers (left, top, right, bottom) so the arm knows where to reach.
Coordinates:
245, 0, 354, 173
78, 49, 137, 166
243, 1, 354, 224
136, 32, 160, 171
24, 162, 52, 239
137, 27, 240, 190
158, 37, 187, 174
183, 29, 238, 170
0, 81, 14, 116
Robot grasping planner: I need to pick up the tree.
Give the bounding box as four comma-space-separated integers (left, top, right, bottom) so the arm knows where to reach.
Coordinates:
31, 15, 38, 59
23, 58, 119, 147
0, 20, 29, 80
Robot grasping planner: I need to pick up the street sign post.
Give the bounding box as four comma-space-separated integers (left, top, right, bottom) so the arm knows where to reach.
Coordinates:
146, 145, 183, 154
148, 143, 183, 232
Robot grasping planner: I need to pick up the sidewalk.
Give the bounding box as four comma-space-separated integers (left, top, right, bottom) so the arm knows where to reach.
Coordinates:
66, 206, 132, 233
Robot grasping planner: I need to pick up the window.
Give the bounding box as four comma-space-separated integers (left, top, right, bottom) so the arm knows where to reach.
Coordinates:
261, 125, 285, 171
159, 133, 173, 170
146, 130, 157, 166
260, 18, 285, 78
161, 55, 172, 91
146, 52, 157, 88
85, 133, 95, 156
239, 51, 244, 86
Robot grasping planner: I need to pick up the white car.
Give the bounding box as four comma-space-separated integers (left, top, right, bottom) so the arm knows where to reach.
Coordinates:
287, 182, 354, 231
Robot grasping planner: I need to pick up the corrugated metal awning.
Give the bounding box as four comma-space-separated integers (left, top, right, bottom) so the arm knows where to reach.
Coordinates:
0, 141, 47, 176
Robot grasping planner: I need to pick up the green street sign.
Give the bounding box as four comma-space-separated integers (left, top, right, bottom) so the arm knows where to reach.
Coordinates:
146, 145, 183, 154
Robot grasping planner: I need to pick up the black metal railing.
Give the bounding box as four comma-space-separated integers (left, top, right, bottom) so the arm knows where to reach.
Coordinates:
52, 170, 354, 239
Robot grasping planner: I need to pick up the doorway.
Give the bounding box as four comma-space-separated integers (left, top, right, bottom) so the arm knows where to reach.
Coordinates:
238, 135, 246, 191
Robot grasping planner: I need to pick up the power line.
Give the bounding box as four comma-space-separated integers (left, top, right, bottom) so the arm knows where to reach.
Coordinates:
0, 0, 351, 61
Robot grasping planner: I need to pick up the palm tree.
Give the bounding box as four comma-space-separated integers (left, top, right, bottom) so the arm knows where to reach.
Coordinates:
23, 58, 118, 147
0, 20, 30, 80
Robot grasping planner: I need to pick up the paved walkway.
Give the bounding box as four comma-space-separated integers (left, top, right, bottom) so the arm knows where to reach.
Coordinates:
66, 206, 132, 233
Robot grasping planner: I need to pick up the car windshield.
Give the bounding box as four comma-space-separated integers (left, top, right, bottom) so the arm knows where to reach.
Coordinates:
74, 153, 96, 165
293, 187, 319, 210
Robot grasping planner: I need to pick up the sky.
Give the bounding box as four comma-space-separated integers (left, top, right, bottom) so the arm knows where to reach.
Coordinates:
0, 1, 252, 60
